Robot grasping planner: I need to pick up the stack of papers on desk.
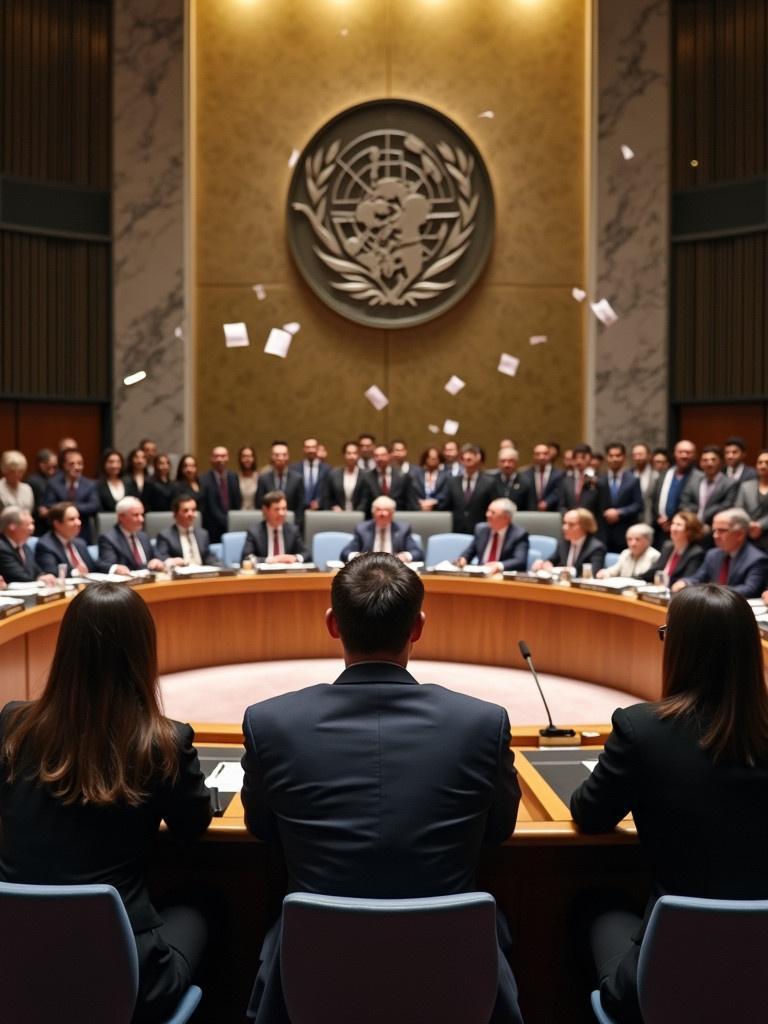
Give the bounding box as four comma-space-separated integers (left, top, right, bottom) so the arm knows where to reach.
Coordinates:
256, 562, 318, 573
430, 561, 495, 576
172, 565, 221, 578
572, 577, 643, 592
204, 761, 244, 793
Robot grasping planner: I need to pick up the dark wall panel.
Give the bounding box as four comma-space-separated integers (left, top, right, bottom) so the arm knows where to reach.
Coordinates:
677, 402, 767, 456
17, 401, 102, 475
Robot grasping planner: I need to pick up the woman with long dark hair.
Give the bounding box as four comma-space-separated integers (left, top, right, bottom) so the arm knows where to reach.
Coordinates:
0, 584, 211, 1022
571, 584, 768, 1022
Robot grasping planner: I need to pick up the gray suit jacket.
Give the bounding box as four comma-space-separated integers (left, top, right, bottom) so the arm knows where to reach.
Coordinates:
680, 473, 738, 526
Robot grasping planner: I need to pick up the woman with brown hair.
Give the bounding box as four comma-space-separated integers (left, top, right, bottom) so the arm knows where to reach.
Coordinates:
639, 509, 705, 585
571, 584, 768, 1022
0, 583, 211, 1023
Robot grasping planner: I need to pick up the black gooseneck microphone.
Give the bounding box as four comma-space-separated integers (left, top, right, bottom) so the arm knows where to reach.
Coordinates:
518, 640, 577, 744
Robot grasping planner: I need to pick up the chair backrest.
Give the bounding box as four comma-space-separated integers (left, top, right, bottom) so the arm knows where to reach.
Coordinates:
221, 530, 247, 565
0, 881, 138, 1024
529, 534, 557, 561
526, 547, 542, 570
425, 532, 473, 566
281, 891, 499, 1024
637, 895, 768, 1024
304, 511, 364, 547
227, 509, 296, 533
26, 535, 38, 554
394, 511, 453, 549
312, 532, 354, 570
96, 511, 117, 538
513, 510, 562, 540
604, 551, 620, 569
144, 511, 174, 539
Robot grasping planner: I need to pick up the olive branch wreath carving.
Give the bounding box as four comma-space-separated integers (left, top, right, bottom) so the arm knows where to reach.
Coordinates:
292, 135, 479, 308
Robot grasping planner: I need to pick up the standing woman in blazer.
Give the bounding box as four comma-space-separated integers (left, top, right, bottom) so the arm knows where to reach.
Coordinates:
97, 447, 127, 512
0, 584, 212, 1023
124, 447, 149, 504
571, 584, 768, 1023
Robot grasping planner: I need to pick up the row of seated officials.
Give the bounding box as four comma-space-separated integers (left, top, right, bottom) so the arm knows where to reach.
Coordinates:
0, 556, 765, 1024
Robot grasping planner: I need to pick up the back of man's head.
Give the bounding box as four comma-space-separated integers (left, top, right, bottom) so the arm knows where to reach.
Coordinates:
331, 552, 424, 656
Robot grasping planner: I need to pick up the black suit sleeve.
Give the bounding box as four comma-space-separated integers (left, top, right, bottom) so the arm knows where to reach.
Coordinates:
241, 712, 280, 841
160, 723, 213, 838
483, 708, 521, 843
570, 707, 637, 833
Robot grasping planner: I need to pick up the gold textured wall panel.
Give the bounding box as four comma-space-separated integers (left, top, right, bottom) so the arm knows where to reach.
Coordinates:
193, 0, 586, 463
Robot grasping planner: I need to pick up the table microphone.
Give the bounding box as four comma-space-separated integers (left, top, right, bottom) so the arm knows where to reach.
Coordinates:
518, 640, 578, 746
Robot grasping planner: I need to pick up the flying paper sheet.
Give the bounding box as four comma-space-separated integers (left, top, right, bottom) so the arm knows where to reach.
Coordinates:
590, 299, 619, 326
621, 144, 635, 160
428, 424, 440, 434
529, 335, 548, 346
123, 370, 147, 386
282, 322, 301, 335
223, 322, 250, 348
443, 419, 459, 436
444, 374, 466, 395
478, 110, 495, 119
264, 327, 292, 358
572, 287, 587, 302
252, 284, 267, 300
173, 325, 183, 339
497, 353, 520, 377
364, 385, 389, 411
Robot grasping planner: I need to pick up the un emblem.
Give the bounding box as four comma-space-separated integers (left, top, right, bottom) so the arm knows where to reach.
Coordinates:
287, 99, 495, 329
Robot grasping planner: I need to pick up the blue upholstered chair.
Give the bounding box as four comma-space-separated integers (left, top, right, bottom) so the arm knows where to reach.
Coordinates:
281, 891, 499, 1024
424, 532, 474, 566
221, 530, 247, 565
528, 534, 557, 562
603, 552, 620, 570
0, 881, 202, 1024
312, 531, 354, 569
591, 894, 768, 1024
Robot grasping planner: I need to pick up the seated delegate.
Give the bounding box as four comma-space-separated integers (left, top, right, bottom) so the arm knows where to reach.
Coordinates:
340, 495, 423, 562
532, 507, 606, 575
455, 498, 529, 573
36, 501, 109, 576
0, 584, 212, 1022
241, 490, 310, 564
671, 507, 768, 598
596, 523, 659, 579
571, 584, 768, 1023
638, 510, 705, 586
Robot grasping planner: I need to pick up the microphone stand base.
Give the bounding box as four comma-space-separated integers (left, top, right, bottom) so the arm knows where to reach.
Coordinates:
538, 728, 580, 747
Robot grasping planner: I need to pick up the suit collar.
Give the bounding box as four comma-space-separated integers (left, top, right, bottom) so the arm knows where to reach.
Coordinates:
333, 662, 419, 686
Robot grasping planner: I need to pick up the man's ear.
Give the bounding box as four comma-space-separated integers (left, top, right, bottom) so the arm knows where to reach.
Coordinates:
325, 608, 341, 639
410, 611, 426, 643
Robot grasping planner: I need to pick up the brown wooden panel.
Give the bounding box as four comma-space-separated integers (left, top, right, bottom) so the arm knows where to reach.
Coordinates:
0, 400, 16, 444
677, 402, 767, 456
16, 401, 103, 475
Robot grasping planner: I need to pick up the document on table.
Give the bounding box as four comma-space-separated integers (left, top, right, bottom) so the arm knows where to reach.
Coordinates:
205, 761, 244, 793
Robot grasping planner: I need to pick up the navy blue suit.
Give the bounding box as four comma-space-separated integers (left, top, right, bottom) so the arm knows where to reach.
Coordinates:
241, 522, 310, 562
408, 467, 449, 510
98, 527, 154, 571
683, 540, 768, 597
340, 520, 423, 561
35, 531, 107, 576
460, 524, 529, 571
0, 535, 46, 583
43, 475, 100, 543
200, 470, 241, 543
597, 472, 644, 552
289, 460, 329, 507
520, 466, 564, 512
153, 524, 220, 566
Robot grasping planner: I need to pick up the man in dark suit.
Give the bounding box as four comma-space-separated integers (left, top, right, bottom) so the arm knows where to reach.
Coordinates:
680, 444, 738, 544
154, 495, 221, 566
456, 498, 529, 573
98, 497, 165, 573
319, 441, 369, 512
42, 448, 100, 543
558, 443, 600, 515
241, 553, 523, 1024
650, 439, 702, 547
673, 507, 768, 598
597, 443, 644, 552
25, 447, 58, 530
36, 502, 109, 576
724, 435, 758, 484
442, 443, 498, 533
0, 507, 57, 585
520, 442, 563, 512
340, 496, 423, 562
242, 490, 310, 563
199, 445, 242, 543
493, 446, 533, 510
255, 442, 305, 526
289, 436, 329, 512
363, 444, 412, 514
533, 508, 607, 575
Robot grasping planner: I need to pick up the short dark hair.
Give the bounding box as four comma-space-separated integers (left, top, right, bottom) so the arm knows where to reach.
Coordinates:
724, 436, 747, 451
652, 446, 669, 458
342, 441, 359, 454
547, 441, 561, 455
48, 502, 77, 525
357, 433, 375, 444
262, 489, 286, 509
331, 553, 424, 655
171, 494, 197, 514
573, 443, 592, 457
605, 442, 626, 455
460, 443, 482, 457
701, 444, 723, 459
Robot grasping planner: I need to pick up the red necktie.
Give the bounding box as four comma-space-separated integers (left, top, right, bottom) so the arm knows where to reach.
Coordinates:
487, 532, 500, 564
380, 473, 389, 495
67, 481, 76, 500
67, 541, 88, 573
129, 534, 142, 566
272, 529, 281, 557
718, 555, 730, 585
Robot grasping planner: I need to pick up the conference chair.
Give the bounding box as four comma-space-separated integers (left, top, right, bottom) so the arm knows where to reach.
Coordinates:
281, 891, 499, 1024
425, 532, 474, 566
590, 894, 768, 1024
395, 511, 453, 550
304, 510, 364, 548
312, 531, 355, 570
227, 510, 296, 533
603, 552, 620, 570
144, 511, 174, 538
529, 534, 557, 562
96, 511, 118, 538
26, 536, 39, 554
0, 881, 202, 1024
513, 511, 562, 541
526, 547, 543, 570
221, 530, 247, 565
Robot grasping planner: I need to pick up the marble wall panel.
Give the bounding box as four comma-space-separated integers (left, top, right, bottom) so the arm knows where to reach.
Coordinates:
113, 0, 186, 454
593, 0, 669, 450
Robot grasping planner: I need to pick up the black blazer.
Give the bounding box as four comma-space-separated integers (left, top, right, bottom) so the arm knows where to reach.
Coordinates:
408, 467, 449, 510
339, 521, 423, 562
520, 466, 564, 512
550, 534, 606, 573
638, 541, 705, 585
43, 475, 100, 543
144, 476, 175, 512
255, 471, 305, 518
199, 470, 242, 542
571, 702, 768, 1022
493, 473, 533, 511
289, 460, 330, 506
596, 471, 644, 552
557, 472, 601, 515
318, 468, 369, 512
241, 521, 309, 562
460, 524, 529, 571
241, 662, 522, 1024
362, 468, 412, 514
0, 535, 45, 583
35, 531, 108, 576
98, 526, 154, 571
442, 473, 499, 533
153, 524, 219, 565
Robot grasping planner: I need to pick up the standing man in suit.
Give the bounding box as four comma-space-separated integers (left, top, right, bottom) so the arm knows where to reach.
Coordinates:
724, 435, 758, 483
340, 496, 423, 562
289, 437, 329, 513
0, 507, 56, 585
36, 502, 109, 576
494, 446, 533, 510
98, 497, 165, 573
521, 442, 563, 512
242, 490, 310, 563
558, 444, 600, 515
43, 448, 100, 543
241, 553, 523, 1024
389, 439, 411, 476
680, 444, 738, 543
597, 443, 644, 553
255, 442, 305, 526
200, 445, 241, 543
25, 447, 58, 528
440, 439, 462, 477
154, 495, 221, 566
630, 442, 658, 524
319, 441, 369, 512
455, 498, 529, 573
672, 507, 768, 598
364, 444, 412, 514
356, 433, 376, 472
650, 438, 702, 547
443, 443, 498, 533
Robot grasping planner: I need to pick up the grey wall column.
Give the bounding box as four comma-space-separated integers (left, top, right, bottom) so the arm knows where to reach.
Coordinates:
113, 0, 186, 454
593, 0, 669, 450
